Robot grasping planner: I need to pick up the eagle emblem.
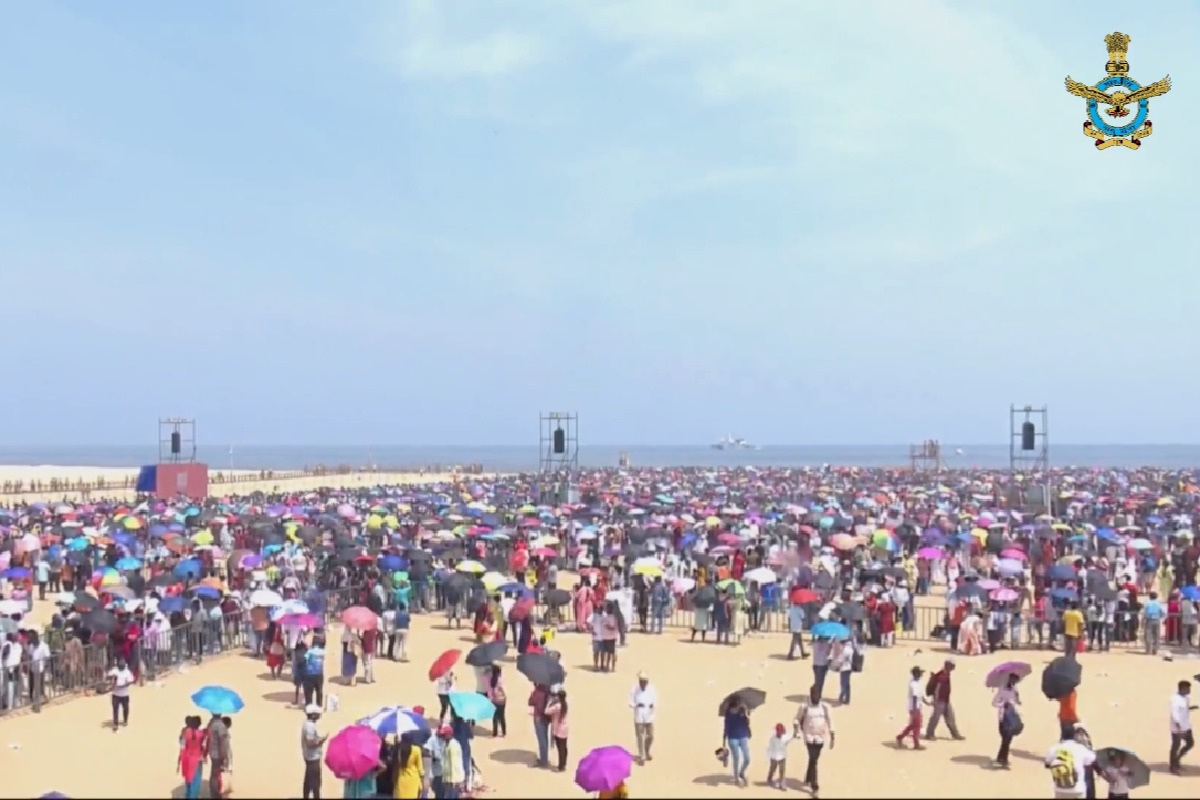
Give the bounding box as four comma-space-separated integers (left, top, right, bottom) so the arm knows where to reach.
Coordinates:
1064, 32, 1170, 149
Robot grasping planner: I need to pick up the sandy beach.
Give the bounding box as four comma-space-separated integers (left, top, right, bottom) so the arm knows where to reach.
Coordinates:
1, 606, 1192, 799
0, 466, 473, 502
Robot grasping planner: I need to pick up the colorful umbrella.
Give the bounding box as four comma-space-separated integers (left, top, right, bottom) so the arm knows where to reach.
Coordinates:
325, 725, 382, 780
985, 661, 1031, 688
575, 745, 634, 793
341, 606, 378, 631
191, 686, 245, 715
447, 691, 495, 722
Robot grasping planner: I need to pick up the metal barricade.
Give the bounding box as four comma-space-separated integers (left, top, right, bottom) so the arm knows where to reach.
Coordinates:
0, 584, 363, 718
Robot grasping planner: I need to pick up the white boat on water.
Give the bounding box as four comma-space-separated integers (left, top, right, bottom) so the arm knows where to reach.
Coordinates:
712, 434, 759, 450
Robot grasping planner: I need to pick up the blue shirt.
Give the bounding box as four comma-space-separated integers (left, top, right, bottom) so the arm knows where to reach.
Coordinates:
1143, 600, 1165, 620
789, 606, 806, 633
306, 646, 325, 675
395, 611, 411, 630
723, 711, 751, 740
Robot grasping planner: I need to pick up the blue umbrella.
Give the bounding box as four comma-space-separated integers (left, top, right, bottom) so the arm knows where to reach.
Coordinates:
447, 691, 496, 722
360, 705, 431, 742
66, 537, 89, 552
379, 555, 406, 572
174, 559, 203, 579
191, 686, 244, 715
1183, 586, 1200, 602
2, 567, 30, 580
810, 621, 851, 640
115, 557, 142, 571
158, 596, 186, 614
192, 586, 222, 601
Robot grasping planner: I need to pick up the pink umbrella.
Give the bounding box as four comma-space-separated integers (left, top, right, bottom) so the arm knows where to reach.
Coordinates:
990, 588, 1018, 602
916, 546, 942, 559
342, 605, 379, 631
718, 533, 742, 545
1000, 549, 1026, 560
280, 612, 322, 629
976, 579, 1001, 590
325, 724, 382, 780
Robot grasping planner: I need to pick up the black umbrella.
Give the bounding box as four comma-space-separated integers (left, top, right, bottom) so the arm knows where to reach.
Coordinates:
466, 641, 508, 668
517, 652, 566, 686
407, 550, 433, 562
693, 586, 717, 609
544, 588, 570, 607
718, 687, 766, 716
1090, 584, 1118, 601
1094, 748, 1150, 789
1041, 657, 1082, 700
835, 602, 866, 622
80, 609, 118, 635
72, 593, 102, 612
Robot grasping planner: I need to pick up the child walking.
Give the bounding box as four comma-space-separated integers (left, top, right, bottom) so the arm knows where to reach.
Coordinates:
766, 722, 791, 789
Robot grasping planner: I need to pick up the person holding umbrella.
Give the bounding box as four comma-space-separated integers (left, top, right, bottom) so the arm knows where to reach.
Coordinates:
991, 670, 1024, 769
720, 689, 763, 787
1096, 747, 1149, 799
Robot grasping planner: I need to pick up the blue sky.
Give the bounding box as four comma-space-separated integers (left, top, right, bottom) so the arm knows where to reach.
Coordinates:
2, 1, 1198, 446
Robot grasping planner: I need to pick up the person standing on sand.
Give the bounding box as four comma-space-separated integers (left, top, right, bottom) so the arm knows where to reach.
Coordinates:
178, 715, 207, 800
786, 601, 809, 660
722, 697, 752, 786
207, 711, 230, 799
301, 704, 327, 800
629, 671, 657, 765
896, 666, 928, 750
992, 672, 1021, 768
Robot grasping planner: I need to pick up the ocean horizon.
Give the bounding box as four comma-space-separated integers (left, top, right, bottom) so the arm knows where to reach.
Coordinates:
2, 444, 1200, 471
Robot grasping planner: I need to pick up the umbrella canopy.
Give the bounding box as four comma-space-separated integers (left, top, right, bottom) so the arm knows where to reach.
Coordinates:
465, 641, 508, 668
1095, 747, 1151, 789
359, 706, 430, 740
810, 621, 850, 640
447, 691, 496, 722
324, 725, 383, 780
718, 687, 766, 716
544, 588, 570, 606
516, 652, 566, 687
191, 686, 245, 715
341, 606, 378, 631
80, 609, 118, 635
428, 649, 461, 682
1041, 657, 1082, 700
985, 661, 1032, 689
575, 745, 635, 793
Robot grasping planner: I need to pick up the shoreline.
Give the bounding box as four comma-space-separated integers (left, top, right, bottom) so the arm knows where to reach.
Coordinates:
0, 465, 495, 502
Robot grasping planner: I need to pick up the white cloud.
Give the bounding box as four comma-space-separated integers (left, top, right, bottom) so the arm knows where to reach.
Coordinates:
368, 0, 546, 81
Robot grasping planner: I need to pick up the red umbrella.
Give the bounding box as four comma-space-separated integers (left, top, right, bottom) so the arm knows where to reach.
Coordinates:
790, 588, 819, 605
341, 606, 379, 631
428, 648, 461, 681
508, 596, 535, 622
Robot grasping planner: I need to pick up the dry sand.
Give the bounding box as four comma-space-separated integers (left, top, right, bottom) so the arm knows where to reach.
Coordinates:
0, 466, 474, 502
1, 613, 1193, 798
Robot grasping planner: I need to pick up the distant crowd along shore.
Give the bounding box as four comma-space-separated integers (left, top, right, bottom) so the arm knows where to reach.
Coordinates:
0, 463, 489, 496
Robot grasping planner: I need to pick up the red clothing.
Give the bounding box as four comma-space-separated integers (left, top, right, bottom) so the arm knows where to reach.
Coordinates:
877, 601, 896, 635
179, 727, 207, 783
927, 669, 952, 703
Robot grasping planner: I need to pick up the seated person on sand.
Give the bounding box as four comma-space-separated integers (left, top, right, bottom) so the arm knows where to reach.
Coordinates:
958, 603, 985, 656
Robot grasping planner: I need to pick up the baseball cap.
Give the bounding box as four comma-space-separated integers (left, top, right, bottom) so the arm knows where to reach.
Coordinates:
438, 724, 453, 737
637, 671, 648, 681
304, 704, 322, 715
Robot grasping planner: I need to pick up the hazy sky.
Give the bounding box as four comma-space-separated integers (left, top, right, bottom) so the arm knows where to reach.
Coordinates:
3, 2, 1198, 446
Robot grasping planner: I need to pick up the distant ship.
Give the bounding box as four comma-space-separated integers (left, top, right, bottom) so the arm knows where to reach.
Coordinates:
712, 434, 759, 450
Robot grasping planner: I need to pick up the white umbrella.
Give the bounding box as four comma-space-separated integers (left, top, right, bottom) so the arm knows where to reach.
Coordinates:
744, 566, 778, 584
249, 589, 284, 608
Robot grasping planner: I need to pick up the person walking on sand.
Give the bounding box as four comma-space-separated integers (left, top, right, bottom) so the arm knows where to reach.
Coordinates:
629, 671, 657, 765
722, 697, 753, 787
896, 666, 928, 750
794, 684, 834, 798
1169, 679, 1195, 775
992, 672, 1022, 769
301, 704, 327, 800
924, 659, 964, 741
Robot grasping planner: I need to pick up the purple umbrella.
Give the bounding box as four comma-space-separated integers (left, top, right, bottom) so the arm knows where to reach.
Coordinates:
985, 660, 1032, 688
575, 745, 634, 793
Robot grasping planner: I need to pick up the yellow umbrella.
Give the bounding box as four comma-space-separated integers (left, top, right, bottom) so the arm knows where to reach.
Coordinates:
969, 527, 988, 539
716, 578, 745, 596
705, 516, 722, 527
1050, 523, 1072, 531
121, 516, 143, 530
366, 514, 384, 530
384, 515, 400, 528
532, 535, 560, 547
481, 572, 508, 592
456, 560, 486, 574
632, 563, 663, 578
1157, 497, 1175, 507
191, 530, 214, 546
518, 504, 537, 515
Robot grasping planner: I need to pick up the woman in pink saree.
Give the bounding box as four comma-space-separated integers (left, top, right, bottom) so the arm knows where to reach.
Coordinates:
573, 583, 594, 633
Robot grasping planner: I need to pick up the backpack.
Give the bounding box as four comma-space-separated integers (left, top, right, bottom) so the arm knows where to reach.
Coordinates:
1000, 705, 1024, 737
1048, 745, 1079, 790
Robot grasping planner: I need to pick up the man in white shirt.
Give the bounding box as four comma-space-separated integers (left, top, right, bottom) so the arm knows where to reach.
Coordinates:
629, 671, 657, 765
1045, 731, 1096, 798
1169, 679, 1195, 774
896, 666, 927, 750
28, 631, 51, 712
108, 657, 136, 729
